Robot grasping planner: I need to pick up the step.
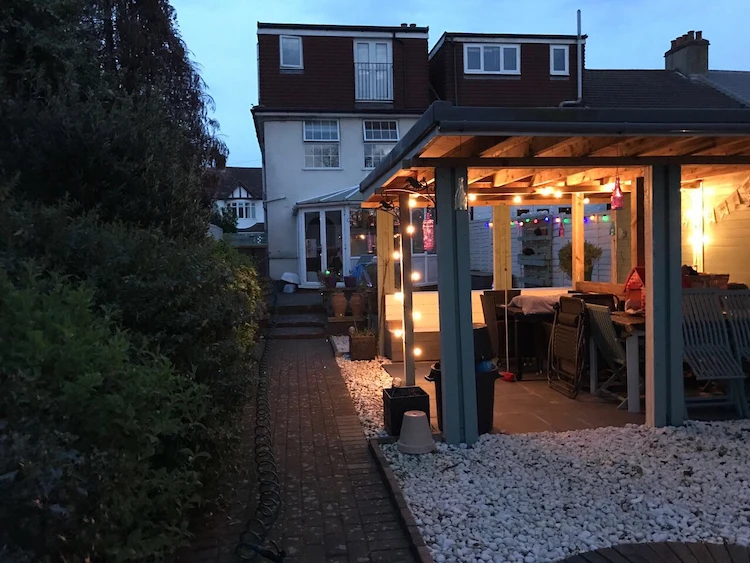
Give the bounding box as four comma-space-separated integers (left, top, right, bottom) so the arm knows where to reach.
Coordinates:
276, 304, 326, 315
269, 326, 327, 340
275, 313, 326, 328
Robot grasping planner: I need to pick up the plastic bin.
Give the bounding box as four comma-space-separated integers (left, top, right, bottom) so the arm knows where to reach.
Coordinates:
425, 361, 498, 435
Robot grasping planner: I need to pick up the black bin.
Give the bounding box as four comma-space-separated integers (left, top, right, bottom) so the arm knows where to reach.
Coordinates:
425, 361, 498, 436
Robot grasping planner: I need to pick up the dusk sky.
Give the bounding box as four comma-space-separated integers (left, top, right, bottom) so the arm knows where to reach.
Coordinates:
171, 0, 750, 166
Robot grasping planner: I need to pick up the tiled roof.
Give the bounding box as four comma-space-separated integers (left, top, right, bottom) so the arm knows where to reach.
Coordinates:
583, 70, 747, 109
216, 167, 262, 200
700, 71, 750, 106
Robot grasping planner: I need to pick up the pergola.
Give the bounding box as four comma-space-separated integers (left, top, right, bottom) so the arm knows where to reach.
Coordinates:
359, 101, 750, 445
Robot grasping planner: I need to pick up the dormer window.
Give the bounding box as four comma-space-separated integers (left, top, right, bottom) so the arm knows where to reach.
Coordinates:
280, 35, 303, 69
464, 44, 520, 75
550, 45, 569, 76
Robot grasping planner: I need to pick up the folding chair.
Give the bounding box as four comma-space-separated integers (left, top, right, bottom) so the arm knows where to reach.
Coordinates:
682, 289, 747, 417
720, 289, 750, 416
547, 297, 588, 399
587, 303, 633, 408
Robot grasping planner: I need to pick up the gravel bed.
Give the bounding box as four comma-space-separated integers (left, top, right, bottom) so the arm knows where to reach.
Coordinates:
336, 356, 392, 438
383, 421, 750, 563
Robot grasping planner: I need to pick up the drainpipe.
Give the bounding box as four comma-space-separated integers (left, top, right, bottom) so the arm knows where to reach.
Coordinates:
559, 10, 583, 107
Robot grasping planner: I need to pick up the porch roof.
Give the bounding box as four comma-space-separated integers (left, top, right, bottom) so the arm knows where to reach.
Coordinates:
359, 101, 750, 206
294, 185, 363, 210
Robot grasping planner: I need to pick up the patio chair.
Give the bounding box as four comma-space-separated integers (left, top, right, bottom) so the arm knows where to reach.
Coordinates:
682, 289, 748, 417
720, 289, 750, 416
547, 297, 588, 399
586, 303, 630, 407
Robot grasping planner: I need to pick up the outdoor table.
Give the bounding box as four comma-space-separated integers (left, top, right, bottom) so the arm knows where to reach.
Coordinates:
590, 311, 645, 412
496, 304, 554, 381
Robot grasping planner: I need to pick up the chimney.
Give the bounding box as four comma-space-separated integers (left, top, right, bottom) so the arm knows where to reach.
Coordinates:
400, 23, 408, 27
409, 23, 416, 28
664, 30, 709, 75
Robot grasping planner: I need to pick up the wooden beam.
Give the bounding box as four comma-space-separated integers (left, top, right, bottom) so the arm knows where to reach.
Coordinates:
571, 194, 585, 284
398, 195, 416, 387
405, 156, 750, 169
376, 210, 395, 356
483, 196, 611, 205
680, 165, 750, 181
631, 177, 645, 269
470, 184, 619, 195
492, 206, 512, 290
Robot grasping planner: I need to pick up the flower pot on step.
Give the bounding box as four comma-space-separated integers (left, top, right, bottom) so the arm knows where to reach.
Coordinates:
383, 386, 431, 436
349, 292, 365, 317
331, 292, 347, 317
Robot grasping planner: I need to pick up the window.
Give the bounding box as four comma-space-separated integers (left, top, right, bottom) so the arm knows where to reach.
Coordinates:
303, 120, 340, 168
355, 41, 393, 101
550, 45, 569, 75
280, 35, 303, 69
363, 120, 399, 141
229, 201, 255, 220
363, 120, 398, 169
464, 44, 520, 75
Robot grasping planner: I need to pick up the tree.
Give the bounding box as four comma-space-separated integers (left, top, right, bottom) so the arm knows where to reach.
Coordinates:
210, 204, 238, 233
558, 241, 603, 281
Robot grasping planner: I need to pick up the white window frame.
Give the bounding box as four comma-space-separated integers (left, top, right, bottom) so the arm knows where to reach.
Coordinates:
362, 120, 399, 142
279, 35, 303, 69
303, 120, 340, 142
463, 43, 521, 75
550, 45, 569, 76
250, 201, 257, 219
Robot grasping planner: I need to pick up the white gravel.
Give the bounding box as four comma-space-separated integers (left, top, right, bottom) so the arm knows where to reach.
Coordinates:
336, 356, 393, 437
383, 421, 750, 563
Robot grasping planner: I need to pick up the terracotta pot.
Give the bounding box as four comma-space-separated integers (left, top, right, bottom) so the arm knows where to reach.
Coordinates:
332, 292, 347, 317
349, 293, 365, 317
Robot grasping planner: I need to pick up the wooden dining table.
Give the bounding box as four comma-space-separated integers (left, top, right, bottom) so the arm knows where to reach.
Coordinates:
590, 311, 646, 412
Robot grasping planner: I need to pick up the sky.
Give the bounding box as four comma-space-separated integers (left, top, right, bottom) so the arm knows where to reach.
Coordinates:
171, 0, 750, 167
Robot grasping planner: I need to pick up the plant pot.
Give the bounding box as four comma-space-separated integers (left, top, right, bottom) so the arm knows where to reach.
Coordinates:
332, 292, 347, 317
344, 276, 357, 288
349, 333, 376, 360
325, 276, 338, 289
382, 386, 430, 436
349, 292, 365, 317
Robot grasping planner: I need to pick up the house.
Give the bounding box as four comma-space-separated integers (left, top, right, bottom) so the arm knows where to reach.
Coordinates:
252, 22, 430, 285
214, 166, 268, 270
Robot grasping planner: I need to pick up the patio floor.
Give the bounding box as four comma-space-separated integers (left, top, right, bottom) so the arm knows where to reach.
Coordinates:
384, 362, 645, 434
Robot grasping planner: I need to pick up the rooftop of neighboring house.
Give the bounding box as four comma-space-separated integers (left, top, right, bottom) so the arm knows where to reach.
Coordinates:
699, 71, 750, 106
428, 31, 586, 60
257, 22, 429, 34
215, 167, 262, 200
583, 69, 747, 109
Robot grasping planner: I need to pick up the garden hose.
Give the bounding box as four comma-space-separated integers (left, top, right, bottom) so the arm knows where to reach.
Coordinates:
236, 293, 285, 562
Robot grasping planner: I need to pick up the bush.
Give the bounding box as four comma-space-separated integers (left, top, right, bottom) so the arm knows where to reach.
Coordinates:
558, 240, 603, 281
0, 267, 209, 560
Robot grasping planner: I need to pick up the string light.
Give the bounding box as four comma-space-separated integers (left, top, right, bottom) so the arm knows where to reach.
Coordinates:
413, 347, 423, 357
583, 197, 590, 204
406, 224, 416, 235
544, 216, 550, 222
358, 234, 366, 240
602, 215, 610, 222
513, 196, 522, 204
468, 193, 477, 202
393, 251, 401, 260
509, 221, 515, 226
563, 218, 570, 224
408, 199, 417, 208
412, 311, 422, 321
533, 219, 539, 224
555, 217, 561, 223
589, 215, 596, 222
411, 271, 421, 281
539, 187, 554, 196
488, 222, 493, 228
395, 291, 404, 301
393, 329, 403, 338
554, 191, 563, 199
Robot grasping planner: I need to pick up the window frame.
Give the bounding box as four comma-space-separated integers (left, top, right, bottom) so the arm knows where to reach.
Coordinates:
362, 120, 399, 142
463, 43, 521, 75
279, 35, 303, 69
304, 142, 340, 169
549, 45, 570, 76
302, 120, 340, 142
363, 143, 395, 170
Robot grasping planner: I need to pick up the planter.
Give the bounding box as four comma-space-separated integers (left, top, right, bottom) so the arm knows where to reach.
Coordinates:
349, 292, 365, 317
349, 333, 376, 360
382, 386, 431, 436
324, 276, 338, 289
344, 275, 357, 288
331, 292, 347, 317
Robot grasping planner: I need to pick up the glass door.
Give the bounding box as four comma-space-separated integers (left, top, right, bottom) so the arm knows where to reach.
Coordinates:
299, 208, 345, 285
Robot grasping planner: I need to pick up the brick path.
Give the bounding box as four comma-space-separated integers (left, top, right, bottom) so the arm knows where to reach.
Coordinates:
179, 338, 416, 563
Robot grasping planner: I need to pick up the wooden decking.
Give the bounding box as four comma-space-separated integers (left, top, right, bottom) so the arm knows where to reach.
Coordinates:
560, 542, 750, 563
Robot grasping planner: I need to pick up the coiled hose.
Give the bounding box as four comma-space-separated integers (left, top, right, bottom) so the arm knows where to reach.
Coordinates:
236, 294, 285, 562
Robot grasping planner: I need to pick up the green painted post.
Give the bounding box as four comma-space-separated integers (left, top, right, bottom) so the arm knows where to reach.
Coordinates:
645, 164, 684, 427
435, 167, 478, 445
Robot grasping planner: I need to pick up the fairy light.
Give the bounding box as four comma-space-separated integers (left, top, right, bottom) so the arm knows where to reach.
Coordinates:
540, 187, 554, 196
488, 222, 493, 228
406, 224, 416, 235
583, 197, 590, 204
413, 347, 423, 357
468, 193, 477, 202
393, 251, 401, 260
412, 311, 422, 321
589, 215, 596, 222
358, 234, 366, 240
513, 195, 522, 204
408, 199, 417, 208
411, 271, 421, 281
554, 191, 563, 199
393, 329, 403, 338
395, 291, 404, 302
602, 215, 610, 222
